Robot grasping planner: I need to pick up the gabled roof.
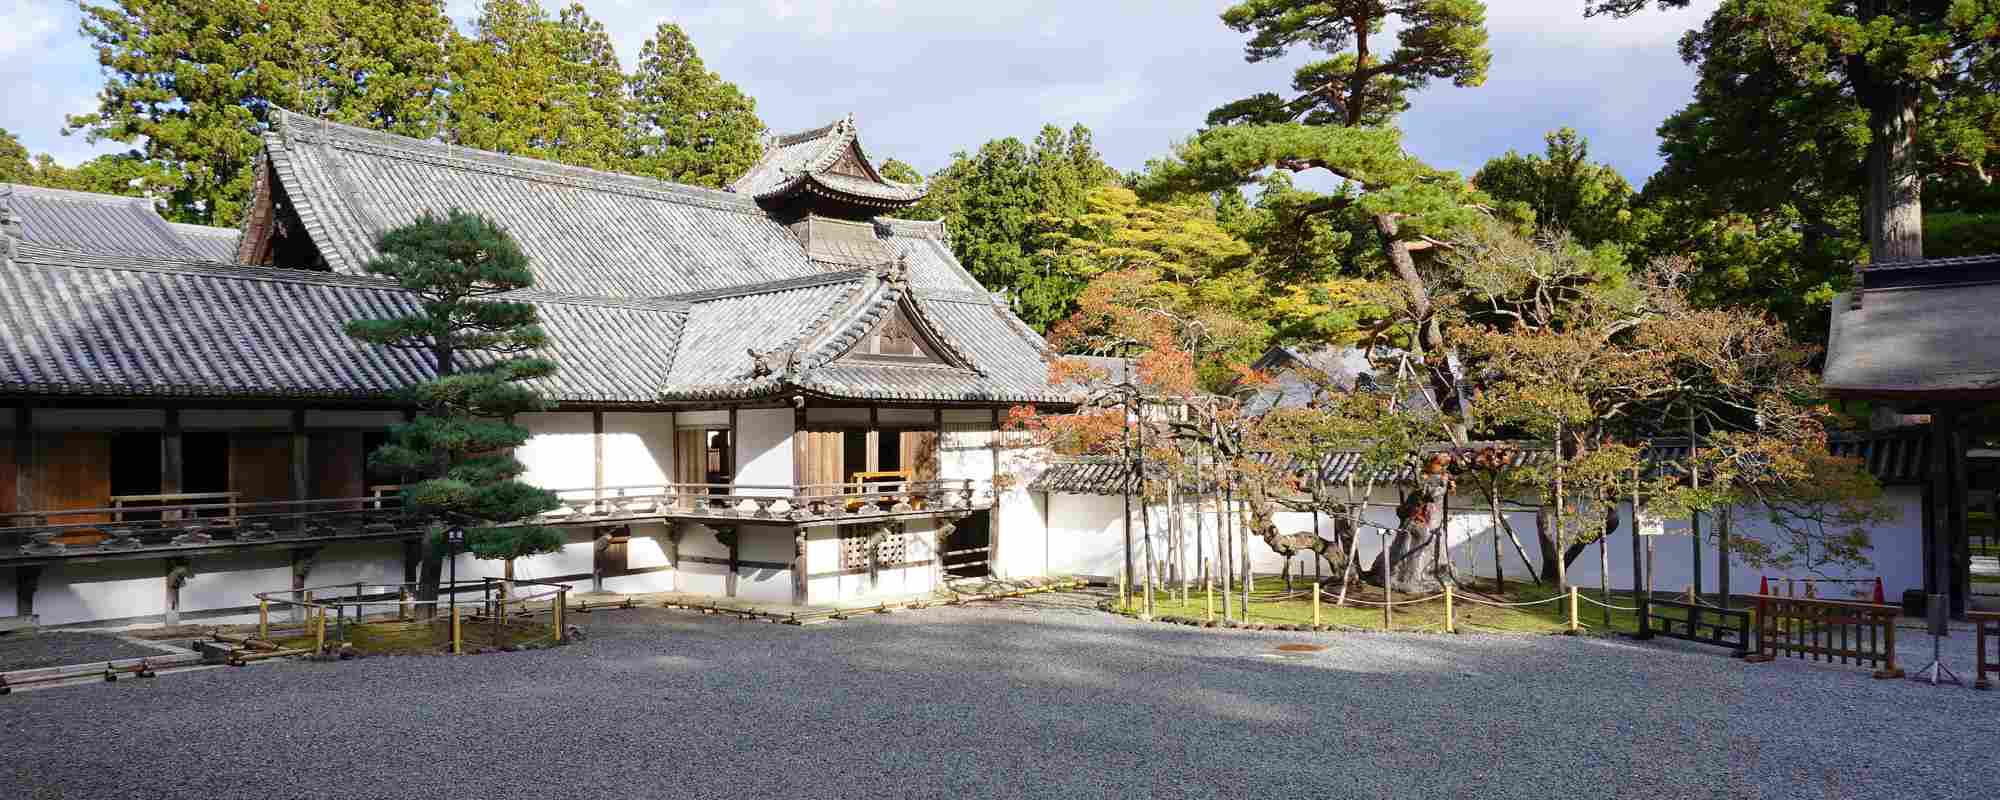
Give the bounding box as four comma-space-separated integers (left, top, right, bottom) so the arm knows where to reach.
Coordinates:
1824, 254, 2000, 400
728, 116, 925, 209
1241, 345, 1439, 416
256, 108, 823, 296
0, 183, 229, 261
167, 222, 242, 263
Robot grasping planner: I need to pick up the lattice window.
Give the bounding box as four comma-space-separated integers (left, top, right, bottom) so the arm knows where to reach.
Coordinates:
841, 527, 906, 570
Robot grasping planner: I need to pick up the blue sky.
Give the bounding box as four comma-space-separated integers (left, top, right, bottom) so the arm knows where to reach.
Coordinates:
1, 0, 1718, 187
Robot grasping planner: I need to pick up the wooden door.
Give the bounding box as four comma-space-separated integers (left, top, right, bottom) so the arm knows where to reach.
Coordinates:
310, 432, 365, 505
800, 430, 847, 488
229, 433, 294, 502
34, 433, 113, 528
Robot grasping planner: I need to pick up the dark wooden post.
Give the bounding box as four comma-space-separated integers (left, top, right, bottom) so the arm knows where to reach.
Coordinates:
1719, 506, 1732, 613
12, 404, 31, 517
666, 525, 683, 593
719, 526, 738, 598
290, 547, 318, 624
289, 409, 308, 502
592, 411, 605, 593
14, 566, 40, 620
1631, 465, 1650, 640
160, 409, 183, 499
990, 406, 1003, 578
793, 528, 808, 605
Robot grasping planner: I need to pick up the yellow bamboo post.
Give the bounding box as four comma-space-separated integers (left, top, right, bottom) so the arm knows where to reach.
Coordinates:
258, 599, 269, 641
1205, 580, 1214, 622
400, 589, 411, 621
1118, 567, 1128, 612
1311, 584, 1322, 628
452, 605, 463, 655
1568, 586, 1581, 634
1445, 584, 1456, 634
554, 589, 566, 643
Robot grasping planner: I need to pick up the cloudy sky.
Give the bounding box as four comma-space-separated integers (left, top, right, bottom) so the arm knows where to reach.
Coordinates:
1, 0, 1718, 186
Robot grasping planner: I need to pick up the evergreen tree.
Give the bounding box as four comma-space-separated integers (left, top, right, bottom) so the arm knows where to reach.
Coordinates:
445, 0, 629, 170
626, 22, 765, 188
1207, 0, 1491, 128
68, 0, 455, 225
1472, 128, 1635, 246
904, 125, 1117, 330
877, 158, 924, 186
0, 129, 32, 184
345, 210, 563, 605
1592, 0, 2000, 263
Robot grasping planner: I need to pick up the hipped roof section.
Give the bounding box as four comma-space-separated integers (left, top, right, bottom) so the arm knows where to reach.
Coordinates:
728, 115, 926, 209
1824, 254, 2000, 400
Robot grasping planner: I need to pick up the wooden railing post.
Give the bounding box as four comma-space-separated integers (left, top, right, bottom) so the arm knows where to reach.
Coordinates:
258, 599, 269, 641
554, 588, 566, 643
451, 605, 463, 655
1568, 586, 1581, 634
1444, 583, 1455, 634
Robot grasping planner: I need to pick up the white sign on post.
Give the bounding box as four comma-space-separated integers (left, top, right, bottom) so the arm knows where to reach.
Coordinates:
1636, 511, 1666, 537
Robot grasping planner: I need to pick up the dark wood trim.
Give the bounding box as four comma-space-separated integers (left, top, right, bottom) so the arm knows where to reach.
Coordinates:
868, 407, 880, 472
679, 554, 792, 572
805, 559, 937, 579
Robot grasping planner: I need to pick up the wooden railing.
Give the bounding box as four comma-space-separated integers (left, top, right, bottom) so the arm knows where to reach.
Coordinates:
1744, 594, 1906, 679
1, 479, 992, 560
1643, 597, 1750, 656
1975, 611, 1999, 691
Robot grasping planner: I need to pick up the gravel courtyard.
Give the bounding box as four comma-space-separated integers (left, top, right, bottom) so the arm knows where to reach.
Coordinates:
3, 593, 1993, 800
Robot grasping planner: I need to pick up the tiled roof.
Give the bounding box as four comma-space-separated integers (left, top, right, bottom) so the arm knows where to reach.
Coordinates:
1824, 254, 2000, 397
262, 108, 826, 297
167, 222, 242, 263
1, 183, 203, 260
0, 243, 683, 403
728, 116, 925, 207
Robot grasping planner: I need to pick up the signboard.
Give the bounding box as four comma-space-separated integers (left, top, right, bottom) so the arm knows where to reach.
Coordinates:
446, 526, 466, 545
1636, 511, 1666, 537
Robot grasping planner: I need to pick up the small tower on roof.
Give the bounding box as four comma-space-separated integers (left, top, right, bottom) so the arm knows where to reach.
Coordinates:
728, 114, 926, 220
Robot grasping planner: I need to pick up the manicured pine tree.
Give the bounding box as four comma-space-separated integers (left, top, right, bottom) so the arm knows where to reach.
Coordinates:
345, 210, 563, 607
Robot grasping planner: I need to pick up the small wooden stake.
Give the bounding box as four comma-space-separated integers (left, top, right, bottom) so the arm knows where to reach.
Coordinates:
1444, 584, 1455, 634
452, 605, 463, 655
314, 608, 327, 654
554, 589, 566, 643
1311, 584, 1321, 628
1568, 586, 1581, 634
1205, 580, 1214, 622
1118, 567, 1128, 612
258, 600, 269, 641
400, 589, 411, 621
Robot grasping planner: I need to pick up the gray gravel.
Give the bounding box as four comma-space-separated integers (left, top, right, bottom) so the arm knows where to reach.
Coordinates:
0, 632, 174, 672
1, 593, 1994, 799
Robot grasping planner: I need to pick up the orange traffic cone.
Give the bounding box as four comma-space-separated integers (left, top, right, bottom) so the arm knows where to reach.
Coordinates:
1873, 577, 1885, 604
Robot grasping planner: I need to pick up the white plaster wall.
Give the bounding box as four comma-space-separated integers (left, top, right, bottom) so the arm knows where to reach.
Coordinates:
733, 408, 793, 492
517, 412, 595, 496
1040, 484, 1929, 602
735, 524, 795, 603
677, 524, 732, 596
10, 541, 410, 627
805, 521, 943, 604
32, 409, 166, 430
603, 412, 675, 488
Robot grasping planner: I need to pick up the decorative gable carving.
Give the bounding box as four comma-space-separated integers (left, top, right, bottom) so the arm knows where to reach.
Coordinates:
828, 144, 873, 180
838, 304, 948, 366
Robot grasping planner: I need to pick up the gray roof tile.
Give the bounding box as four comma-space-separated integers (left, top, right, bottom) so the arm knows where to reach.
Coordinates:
2, 183, 200, 260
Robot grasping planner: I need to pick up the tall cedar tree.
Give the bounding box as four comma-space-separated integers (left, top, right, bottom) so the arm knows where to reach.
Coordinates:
626, 22, 766, 188
445, 1, 630, 170
903, 125, 1118, 330
345, 210, 563, 604
1591, 0, 2000, 263
69, 0, 454, 225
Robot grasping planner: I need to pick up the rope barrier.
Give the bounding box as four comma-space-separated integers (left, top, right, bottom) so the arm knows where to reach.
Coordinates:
1576, 594, 1639, 612
1320, 590, 1448, 607
1447, 594, 1566, 608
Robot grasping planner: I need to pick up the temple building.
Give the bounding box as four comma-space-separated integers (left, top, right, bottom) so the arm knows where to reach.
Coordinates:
0, 110, 1073, 627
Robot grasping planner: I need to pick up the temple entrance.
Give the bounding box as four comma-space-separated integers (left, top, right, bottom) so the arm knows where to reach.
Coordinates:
943, 510, 990, 578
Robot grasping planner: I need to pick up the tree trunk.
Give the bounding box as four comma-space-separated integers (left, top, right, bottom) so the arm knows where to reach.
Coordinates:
417, 526, 444, 618
1861, 77, 1922, 263
1372, 213, 1468, 442
1488, 485, 1505, 590
1368, 471, 1452, 593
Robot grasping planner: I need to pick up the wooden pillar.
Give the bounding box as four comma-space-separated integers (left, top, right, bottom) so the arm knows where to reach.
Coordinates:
163, 558, 189, 627
402, 539, 421, 586
666, 525, 683, 593
290, 548, 318, 624
722, 527, 739, 598
793, 400, 808, 488
14, 565, 40, 619
592, 411, 605, 594
990, 407, 1002, 578
289, 409, 308, 501
160, 409, 183, 496
12, 404, 30, 516
592, 411, 604, 499
793, 528, 808, 605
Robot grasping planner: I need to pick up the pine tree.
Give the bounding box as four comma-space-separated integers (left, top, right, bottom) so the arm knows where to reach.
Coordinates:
345, 210, 564, 605
0, 129, 32, 183
626, 22, 765, 188
1473, 128, 1635, 246
1206, 0, 1491, 128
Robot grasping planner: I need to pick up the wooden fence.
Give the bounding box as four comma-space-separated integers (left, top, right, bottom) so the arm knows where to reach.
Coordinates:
1975, 611, 1999, 691
1744, 594, 1904, 679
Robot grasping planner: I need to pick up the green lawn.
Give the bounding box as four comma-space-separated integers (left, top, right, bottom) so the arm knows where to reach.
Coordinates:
1110, 576, 1673, 635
